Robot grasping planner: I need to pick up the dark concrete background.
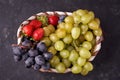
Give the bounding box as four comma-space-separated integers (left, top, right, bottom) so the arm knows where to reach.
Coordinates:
0, 0, 120, 80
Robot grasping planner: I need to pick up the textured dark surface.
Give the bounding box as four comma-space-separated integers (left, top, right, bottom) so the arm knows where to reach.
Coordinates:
0, 0, 120, 80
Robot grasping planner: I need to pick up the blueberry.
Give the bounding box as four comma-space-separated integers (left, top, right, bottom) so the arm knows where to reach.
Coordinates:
41, 62, 50, 70
28, 49, 39, 57
43, 52, 53, 61
22, 39, 32, 48
37, 42, 47, 52
12, 46, 23, 56
22, 53, 29, 61
13, 55, 22, 62
35, 55, 45, 65
25, 57, 35, 68
58, 15, 66, 23
33, 64, 41, 70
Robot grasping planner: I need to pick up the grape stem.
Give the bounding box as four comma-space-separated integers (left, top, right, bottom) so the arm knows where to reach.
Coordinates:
73, 40, 79, 52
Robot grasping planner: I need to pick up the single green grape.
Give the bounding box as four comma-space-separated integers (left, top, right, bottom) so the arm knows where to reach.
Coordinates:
47, 24, 55, 33
41, 37, 51, 47
43, 27, 51, 36
56, 28, 66, 38
71, 27, 81, 39
57, 22, 65, 29
84, 62, 93, 71
49, 33, 59, 42
81, 13, 93, 24
50, 56, 60, 68
60, 49, 70, 58
82, 41, 92, 50
69, 50, 79, 62
71, 64, 82, 74
79, 47, 91, 59
65, 23, 73, 33
88, 19, 99, 30
81, 68, 89, 76
48, 46, 57, 55
84, 31, 93, 41
55, 62, 66, 73
93, 28, 102, 36
94, 18, 100, 25
54, 40, 65, 51
77, 57, 86, 66
76, 9, 87, 16
62, 58, 71, 68
64, 16, 74, 24
81, 24, 88, 34
88, 11, 95, 20
73, 15, 81, 24
63, 34, 73, 44
79, 35, 85, 43
67, 46, 74, 51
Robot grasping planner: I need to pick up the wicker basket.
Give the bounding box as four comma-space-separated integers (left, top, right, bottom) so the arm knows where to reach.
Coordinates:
17, 11, 103, 73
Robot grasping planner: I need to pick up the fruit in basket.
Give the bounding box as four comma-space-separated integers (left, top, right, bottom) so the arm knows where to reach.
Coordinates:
12, 9, 103, 75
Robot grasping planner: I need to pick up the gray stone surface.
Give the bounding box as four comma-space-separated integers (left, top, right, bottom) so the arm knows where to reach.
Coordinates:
0, 0, 120, 80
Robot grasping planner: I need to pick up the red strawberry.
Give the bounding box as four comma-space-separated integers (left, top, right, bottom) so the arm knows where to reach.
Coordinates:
29, 20, 42, 29
48, 15, 59, 26
32, 28, 44, 41
22, 25, 34, 37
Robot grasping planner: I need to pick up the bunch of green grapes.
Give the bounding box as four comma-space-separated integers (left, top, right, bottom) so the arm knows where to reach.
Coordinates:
47, 9, 102, 75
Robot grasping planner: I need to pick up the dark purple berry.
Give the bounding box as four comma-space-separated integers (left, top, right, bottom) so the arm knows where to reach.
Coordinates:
13, 55, 22, 62
41, 62, 50, 70
33, 64, 41, 70
22, 39, 32, 48
28, 49, 39, 57
35, 55, 45, 65
22, 53, 29, 61
43, 52, 53, 61
25, 57, 35, 68
58, 15, 66, 23
37, 42, 47, 52
12, 46, 23, 56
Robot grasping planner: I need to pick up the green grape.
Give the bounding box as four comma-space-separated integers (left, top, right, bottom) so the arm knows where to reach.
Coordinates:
71, 64, 82, 74
76, 9, 87, 16
84, 31, 93, 41
81, 24, 88, 34
91, 37, 96, 46
69, 50, 79, 62
84, 62, 93, 71
48, 46, 57, 55
49, 33, 59, 42
50, 56, 60, 67
64, 16, 74, 24
47, 24, 55, 33
72, 11, 77, 17
79, 35, 85, 43
72, 60, 77, 65
81, 68, 89, 76
41, 37, 51, 47
56, 63, 66, 73
77, 57, 86, 66
65, 23, 73, 33
57, 22, 65, 29
74, 39, 81, 46
62, 58, 71, 68
71, 27, 81, 39
81, 13, 93, 24
88, 20, 99, 30
93, 28, 102, 36
56, 28, 66, 38
60, 49, 70, 58
82, 41, 92, 50
67, 46, 74, 51
63, 34, 73, 44
94, 18, 100, 25
79, 47, 91, 59
43, 27, 51, 36
88, 11, 95, 20
54, 40, 65, 51
73, 15, 81, 24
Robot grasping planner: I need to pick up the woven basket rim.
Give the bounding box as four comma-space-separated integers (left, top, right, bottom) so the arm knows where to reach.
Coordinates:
16, 11, 103, 73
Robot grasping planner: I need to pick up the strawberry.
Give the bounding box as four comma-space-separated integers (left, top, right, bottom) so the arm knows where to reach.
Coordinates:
32, 28, 44, 41
29, 20, 42, 29
48, 15, 59, 26
22, 25, 34, 37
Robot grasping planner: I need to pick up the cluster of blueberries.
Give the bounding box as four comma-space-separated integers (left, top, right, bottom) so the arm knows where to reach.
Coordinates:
12, 37, 53, 70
